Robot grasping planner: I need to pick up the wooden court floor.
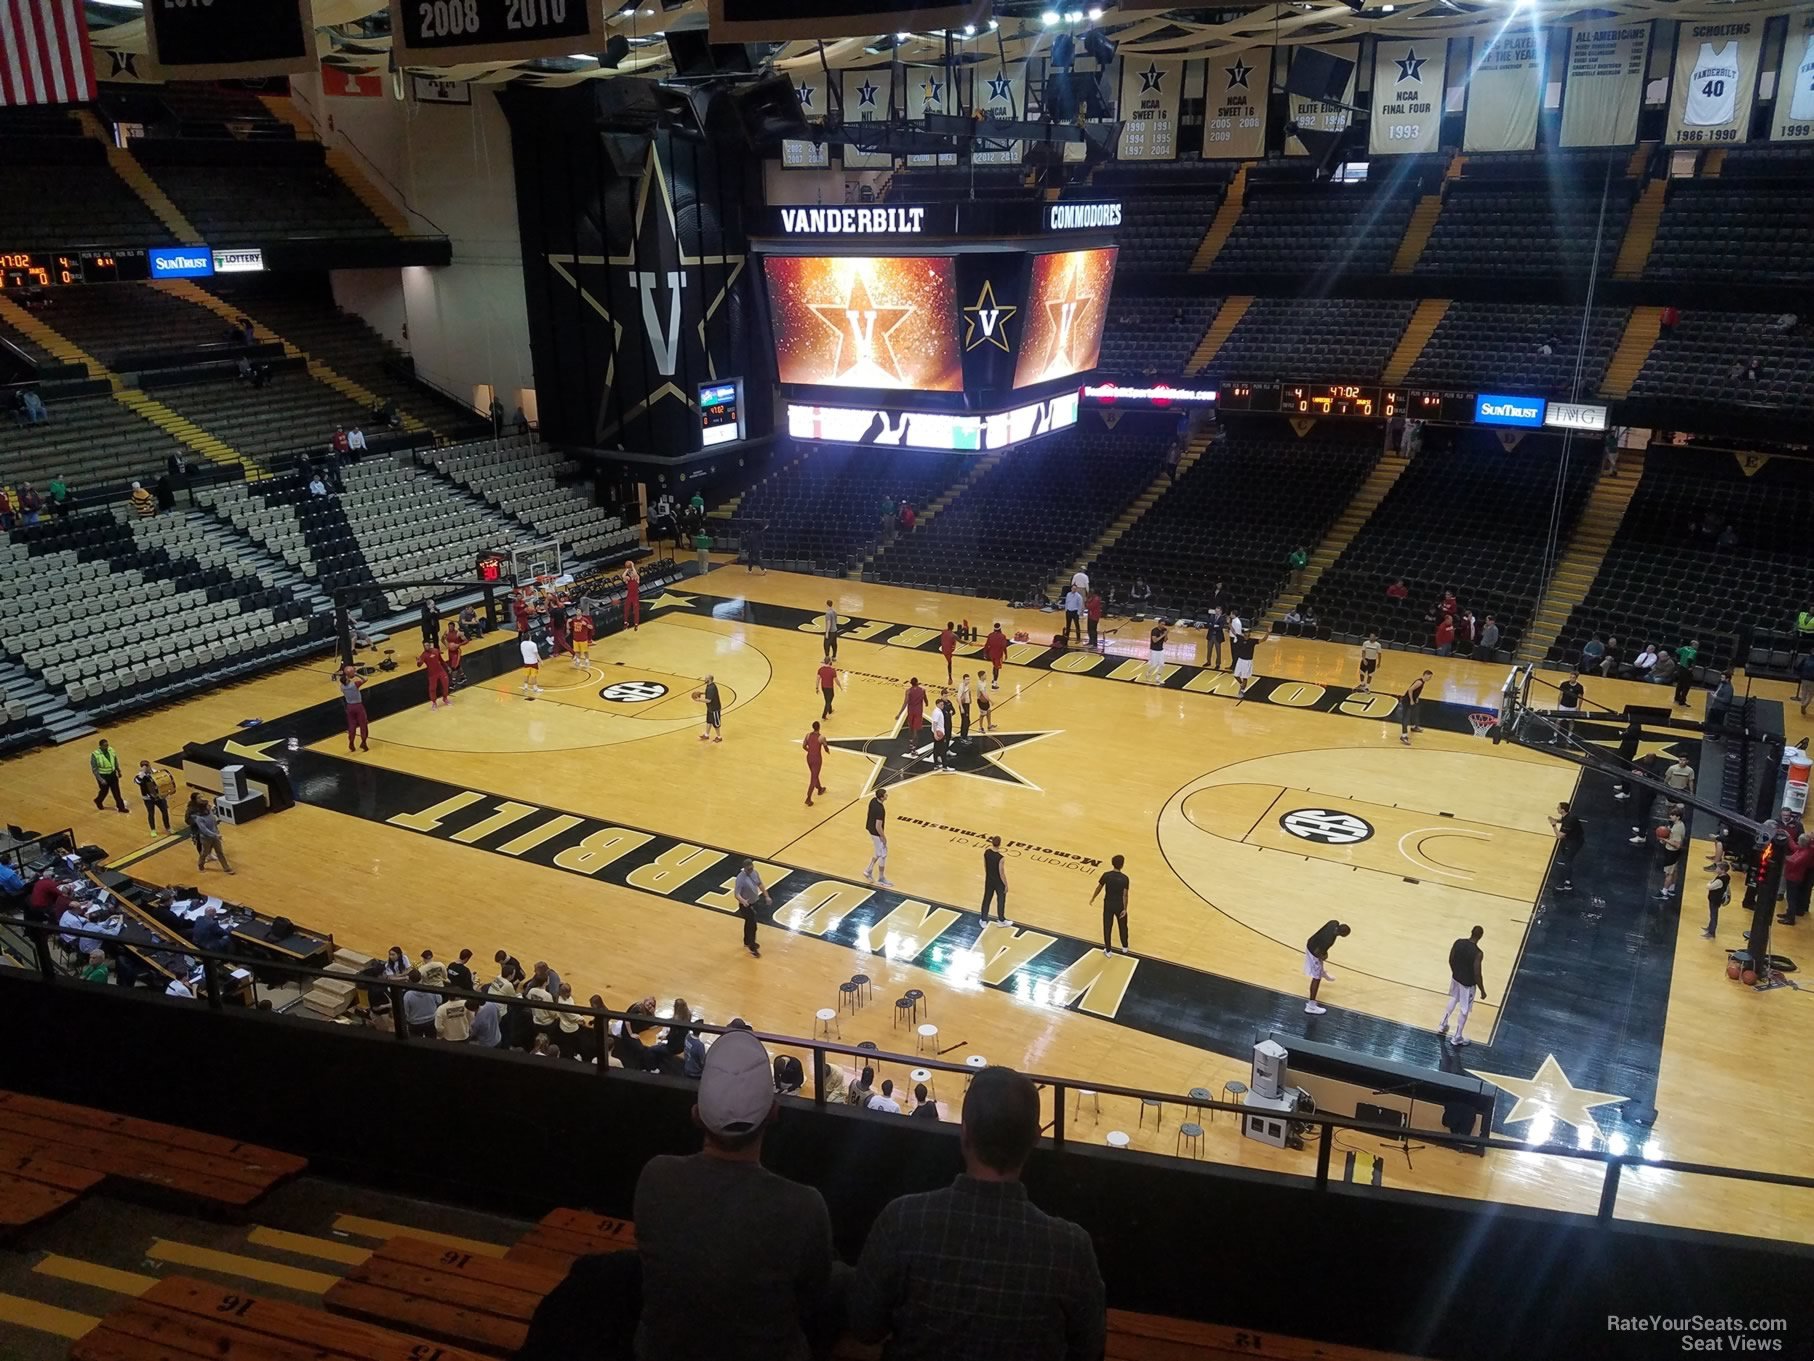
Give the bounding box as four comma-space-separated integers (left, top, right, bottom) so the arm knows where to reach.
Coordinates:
4, 565, 1810, 1245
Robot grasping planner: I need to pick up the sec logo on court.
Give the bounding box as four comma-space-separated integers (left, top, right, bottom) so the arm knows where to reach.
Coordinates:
598, 681, 670, 703
1279, 809, 1374, 844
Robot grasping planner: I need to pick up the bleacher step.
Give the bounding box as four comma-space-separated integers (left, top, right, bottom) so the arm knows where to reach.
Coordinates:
1046, 433, 1211, 597
1266, 448, 1408, 624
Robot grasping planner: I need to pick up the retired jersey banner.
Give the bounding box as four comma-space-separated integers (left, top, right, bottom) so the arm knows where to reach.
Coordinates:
781, 69, 829, 167
972, 59, 1026, 165
1463, 28, 1544, 151
1203, 48, 1270, 158
1771, 9, 1814, 141
1286, 43, 1358, 155
839, 68, 892, 168
1558, 21, 1649, 146
1369, 38, 1446, 155
907, 66, 958, 167
1665, 17, 1764, 146
1116, 56, 1186, 160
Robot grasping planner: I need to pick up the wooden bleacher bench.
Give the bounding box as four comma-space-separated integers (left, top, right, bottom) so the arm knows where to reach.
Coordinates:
1106, 1309, 1425, 1360
502, 1207, 637, 1271
0, 1150, 104, 1234
324, 1235, 571, 1356
71, 1274, 494, 1361
0, 1090, 304, 1213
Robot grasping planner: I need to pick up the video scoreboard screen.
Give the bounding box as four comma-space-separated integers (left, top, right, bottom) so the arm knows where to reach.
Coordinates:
1012, 248, 1117, 389
698, 380, 745, 448
0, 250, 152, 290
763, 255, 963, 393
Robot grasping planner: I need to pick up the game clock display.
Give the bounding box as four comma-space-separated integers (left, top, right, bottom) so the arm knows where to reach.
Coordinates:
389, 0, 606, 67
1219, 382, 1476, 422
698, 380, 744, 448
0, 250, 151, 290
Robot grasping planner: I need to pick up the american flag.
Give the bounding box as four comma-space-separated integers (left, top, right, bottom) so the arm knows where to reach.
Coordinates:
0, 0, 96, 108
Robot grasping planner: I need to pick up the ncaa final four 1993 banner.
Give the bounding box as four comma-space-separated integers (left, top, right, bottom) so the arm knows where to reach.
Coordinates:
1462, 28, 1543, 152
1664, 16, 1764, 146
1558, 20, 1649, 147
1202, 48, 1270, 159
1116, 55, 1186, 160
1772, 8, 1814, 142
1370, 38, 1447, 156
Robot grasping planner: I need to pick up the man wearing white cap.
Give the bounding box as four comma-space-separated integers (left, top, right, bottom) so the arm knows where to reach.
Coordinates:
634, 1029, 840, 1360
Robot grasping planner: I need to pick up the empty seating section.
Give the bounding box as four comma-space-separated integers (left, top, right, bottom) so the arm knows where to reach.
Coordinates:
1212, 182, 1417, 276
31, 282, 247, 366
736, 445, 967, 574
1417, 172, 1633, 277
0, 161, 169, 253
1099, 297, 1220, 375
4, 393, 189, 490
1630, 312, 1814, 415
146, 82, 295, 138
1408, 303, 1628, 397
872, 427, 1167, 599
1550, 450, 1814, 672
0, 310, 57, 366
1300, 433, 1597, 652
204, 280, 489, 436
1086, 428, 1379, 615
0, 507, 331, 717
430, 436, 638, 561
198, 475, 374, 602
134, 140, 392, 241
1089, 166, 1234, 273
1645, 179, 1814, 282
1202, 298, 1414, 384
886, 168, 1026, 200
154, 370, 377, 462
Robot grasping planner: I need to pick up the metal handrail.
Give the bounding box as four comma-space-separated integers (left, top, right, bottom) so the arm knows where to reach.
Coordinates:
8, 913, 1814, 1223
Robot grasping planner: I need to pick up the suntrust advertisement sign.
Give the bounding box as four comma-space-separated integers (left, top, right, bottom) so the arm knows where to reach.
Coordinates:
1474, 392, 1546, 428
149, 246, 214, 279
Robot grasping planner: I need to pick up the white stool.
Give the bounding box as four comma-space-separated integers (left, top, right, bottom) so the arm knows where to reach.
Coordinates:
1074, 1088, 1101, 1121
1105, 1130, 1131, 1149
964, 1054, 987, 1090
916, 1022, 938, 1056
814, 1007, 838, 1039
910, 1066, 936, 1101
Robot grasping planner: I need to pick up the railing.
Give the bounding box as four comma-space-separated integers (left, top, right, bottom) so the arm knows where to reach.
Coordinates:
7, 912, 1814, 1227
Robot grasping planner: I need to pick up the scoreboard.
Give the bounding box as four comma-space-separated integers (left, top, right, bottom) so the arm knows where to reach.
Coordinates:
0, 250, 152, 290
1218, 382, 1476, 422
698, 380, 744, 449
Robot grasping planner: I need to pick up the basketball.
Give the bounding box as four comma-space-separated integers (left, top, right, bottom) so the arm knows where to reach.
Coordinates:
1654, 826, 1670, 842
1742, 970, 1758, 985
1726, 962, 1741, 979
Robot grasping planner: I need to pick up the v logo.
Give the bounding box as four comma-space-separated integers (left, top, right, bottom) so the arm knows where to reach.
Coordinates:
632, 269, 687, 376
846, 306, 878, 363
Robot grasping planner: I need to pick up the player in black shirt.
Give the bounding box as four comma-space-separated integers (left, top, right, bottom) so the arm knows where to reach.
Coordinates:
1089, 854, 1131, 953
863, 787, 892, 887
980, 836, 1008, 922
1438, 925, 1487, 1046
1547, 800, 1585, 891
1230, 631, 1260, 700
1555, 668, 1585, 745
694, 674, 723, 743
1304, 918, 1350, 1014
1398, 670, 1431, 745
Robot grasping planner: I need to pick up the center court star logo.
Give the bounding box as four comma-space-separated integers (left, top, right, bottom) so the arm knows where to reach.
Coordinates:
824, 712, 1059, 796
1226, 57, 1252, 89
1468, 1054, 1630, 1137
1139, 61, 1165, 93
806, 274, 913, 384
544, 145, 746, 440
1395, 48, 1427, 83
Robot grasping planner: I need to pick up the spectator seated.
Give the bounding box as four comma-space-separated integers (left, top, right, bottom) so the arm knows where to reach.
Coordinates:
1551, 447, 1814, 675
1202, 298, 1415, 385
1086, 424, 1380, 620
1630, 311, 1814, 415
871, 424, 1168, 600
153, 369, 380, 464
0, 392, 189, 492
1300, 429, 1598, 653
1408, 302, 1629, 398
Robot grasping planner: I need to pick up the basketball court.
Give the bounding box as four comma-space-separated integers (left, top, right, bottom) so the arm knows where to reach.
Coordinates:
8, 565, 1811, 1245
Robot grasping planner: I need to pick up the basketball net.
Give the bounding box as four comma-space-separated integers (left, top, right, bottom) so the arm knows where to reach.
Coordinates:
1468, 712, 1499, 739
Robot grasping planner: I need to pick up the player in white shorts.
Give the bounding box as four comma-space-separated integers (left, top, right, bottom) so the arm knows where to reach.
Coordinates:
519, 635, 543, 694
863, 787, 893, 887
1438, 926, 1488, 1046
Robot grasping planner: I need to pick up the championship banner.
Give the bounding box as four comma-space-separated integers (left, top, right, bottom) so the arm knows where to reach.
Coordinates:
1558, 21, 1649, 146
839, 68, 892, 168
1203, 48, 1270, 158
907, 66, 958, 167
1771, 9, 1814, 141
781, 69, 829, 168
1463, 29, 1543, 151
1369, 38, 1446, 155
1116, 55, 1186, 160
972, 59, 1025, 165
1664, 16, 1764, 146
1286, 43, 1357, 155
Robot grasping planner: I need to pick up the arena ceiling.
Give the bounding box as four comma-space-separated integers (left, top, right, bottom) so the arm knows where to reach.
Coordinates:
81, 0, 1782, 87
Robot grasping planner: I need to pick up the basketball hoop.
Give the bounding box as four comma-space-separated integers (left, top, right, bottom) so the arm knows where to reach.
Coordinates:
1468, 712, 1500, 740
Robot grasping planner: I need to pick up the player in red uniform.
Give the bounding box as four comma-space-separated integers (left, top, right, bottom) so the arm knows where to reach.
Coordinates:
940, 621, 957, 684
804, 721, 828, 806
512, 591, 532, 635
898, 677, 927, 744
442, 623, 467, 687
418, 642, 451, 708
983, 623, 1009, 689
570, 611, 594, 666
817, 658, 839, 720
623, 562, 641, 631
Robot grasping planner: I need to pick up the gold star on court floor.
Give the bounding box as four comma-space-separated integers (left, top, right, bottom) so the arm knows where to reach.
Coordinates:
1468, 1054, 1630, 1134
641, 591, 697, 615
